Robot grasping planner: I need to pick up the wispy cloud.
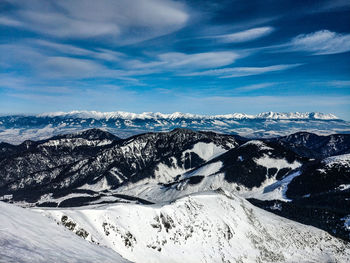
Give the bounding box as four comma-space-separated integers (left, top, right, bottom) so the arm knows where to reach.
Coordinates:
123, 51, 240, 72
234, 83, 275, 92
213, 27, 274, 43
157, 52, 239, 69
289, 30, 350, 55
33, 40, 124, 61
0, 43, 146, 84
320, 80, 350, 87
183, 64, 302, 78
42, 56, 105, 78
0, 0, 189, 44
329, 80, 350, 87
1, 36, 242, 80
311, 0, 350, 13
0, 17, 23, 27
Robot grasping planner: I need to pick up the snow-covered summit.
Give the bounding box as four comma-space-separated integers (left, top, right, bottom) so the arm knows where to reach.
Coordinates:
38, 191, 350, 263
37, 110, 339, 120
255, 111, 338, 120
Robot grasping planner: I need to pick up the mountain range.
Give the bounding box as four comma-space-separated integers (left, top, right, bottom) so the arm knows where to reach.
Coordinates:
1, 126, 350, 262
1, 111, 349, 144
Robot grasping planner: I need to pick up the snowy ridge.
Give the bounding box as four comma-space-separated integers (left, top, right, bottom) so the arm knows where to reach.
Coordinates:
1, 111, 347, 144
37, 110, 339, 120
0, 201, 129, 263
38, 191, 350, 263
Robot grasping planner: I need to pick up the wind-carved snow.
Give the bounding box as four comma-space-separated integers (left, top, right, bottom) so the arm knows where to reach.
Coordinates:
322, 153, 350, 168
246, 171, 302, 201
115, 172, 234, 203
0, 202, 129, 263
115, 147, 303, 203
182, 142, 227, 162
237, 155, 302, 200
154, 157, 188, 184
254, 154, 301, 170
108, 167, 128, 184
241, 140, 273, 150
154, 142, 227, 183
38, 191, 350, 263
36, 192, 98, 207
79, 177, 111, 192
120, 141, 147, 157
40, 138, 113, 148
181, 161, 223, 180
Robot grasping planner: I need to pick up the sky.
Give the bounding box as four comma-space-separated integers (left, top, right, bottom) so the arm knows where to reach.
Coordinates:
0, 0, 349, 119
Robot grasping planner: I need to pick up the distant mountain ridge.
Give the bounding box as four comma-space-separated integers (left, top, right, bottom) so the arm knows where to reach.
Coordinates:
1, 111, 348, 144
36, 110, 339, 120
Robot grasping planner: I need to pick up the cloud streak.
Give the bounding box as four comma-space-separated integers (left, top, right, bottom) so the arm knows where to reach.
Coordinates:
0, 0, 189, 44
157, 52, 239, 70
33, 40, 124, 62
234, 83, 275, 92
214, 27, 274, 43
122, 51, 240, 73
183, 64, 302, 78
289, 30, 350, 55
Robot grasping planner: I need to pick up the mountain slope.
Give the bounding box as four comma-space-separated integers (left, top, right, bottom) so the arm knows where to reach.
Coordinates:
286, 153, 350, 199
0, 129, 238, 203
0, 201, 130, 263
38, 190, 350, 263
1, 128, 350, 243
250, 153, 350, 241
113, 140, 305, 202
270, 132, 350, 158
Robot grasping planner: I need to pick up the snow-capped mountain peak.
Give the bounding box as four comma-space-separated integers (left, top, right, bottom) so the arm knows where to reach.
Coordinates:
37, 190, 350, 263
1, 111, 347, 144
36, 110, 339, 120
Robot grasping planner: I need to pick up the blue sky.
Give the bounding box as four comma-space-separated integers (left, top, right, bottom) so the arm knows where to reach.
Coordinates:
0, 0, 349, 119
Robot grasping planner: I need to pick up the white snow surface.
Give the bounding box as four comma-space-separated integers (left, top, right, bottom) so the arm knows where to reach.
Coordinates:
1, 112, 347, 145
115, 149, 303, 203
0, 201, 129, 263
115, 151, 302, 203
182, 161, 223, 179
115, 172, 232, 203
153, 143, 228, 184
40, 138, 113, 148
322, 153, 350, 168
254, 155, 302, 170
243, 171, 302, 201
182, 142, 227, 161
38, 191, 350, 263
79, 176, 111, 192
154, 158, 188, 184
240, 140, 273, 150
37, 111, 339, 120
